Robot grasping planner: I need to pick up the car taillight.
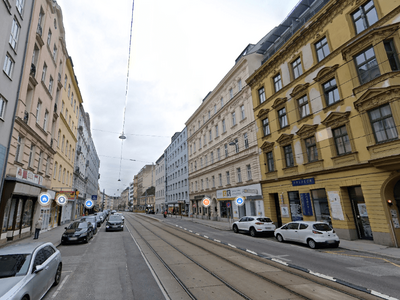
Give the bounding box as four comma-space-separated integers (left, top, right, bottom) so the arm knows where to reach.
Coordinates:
255, 222, 264, 225
312, 230, 323, 234
332, 230, 335, 233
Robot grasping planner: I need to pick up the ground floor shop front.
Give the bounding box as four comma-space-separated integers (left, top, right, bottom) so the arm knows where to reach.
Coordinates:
261, 167, 400, 247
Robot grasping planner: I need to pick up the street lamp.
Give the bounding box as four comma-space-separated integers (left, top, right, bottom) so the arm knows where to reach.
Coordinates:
119, 132, 126, 139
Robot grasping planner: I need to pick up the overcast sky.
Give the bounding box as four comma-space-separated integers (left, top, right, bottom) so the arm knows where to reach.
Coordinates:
56, 0, 300, 196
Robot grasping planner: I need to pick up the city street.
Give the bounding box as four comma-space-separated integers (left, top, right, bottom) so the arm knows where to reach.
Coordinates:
42, 213, 400, 299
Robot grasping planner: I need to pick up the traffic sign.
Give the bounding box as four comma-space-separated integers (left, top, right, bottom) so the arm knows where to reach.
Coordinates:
38, 192, 51, 206
235, 196, 244, 206
226, 202, 231, 208
91, 195, 97, 201
56, 194, 68, 206
202, 197, 211, 207
85, 199, 94, 209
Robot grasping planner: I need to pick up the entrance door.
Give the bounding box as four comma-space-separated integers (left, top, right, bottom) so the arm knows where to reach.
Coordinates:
348, 186, 373, 240
273, 193, 282, 227
6, 199, 17, 239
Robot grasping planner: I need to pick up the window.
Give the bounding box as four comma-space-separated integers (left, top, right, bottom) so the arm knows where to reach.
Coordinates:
224, 144, 228, 158
201, 179, 204, 190
278, 108, 288, 128
215, 125, 219, 137
266, 151, 274, 172
212, 176, 215, 188
244, 133, 249, 149
52, 45, 57, 61
237, 168, 242, 182
41, 63, 47, 82
53, 162, 58, 179
47, 29, 52, 46
3, 53, 14, 77
226, 171, 230, 185
220, 97, 224, 107
15, 136, 22, 162
305, 136, 318, 162
234, 138, 239, 153
64, 75, 67, 87
323, 78, 340, 106
246, 165, 252, 180
58, 165, 62, 181
68, 84, 71, 98
219, 173, 222, 186
315, 37, 330, 62
200, 158, 203, 168
232, 112, 236, 126
199, 137, 202, 149
369, 104, 398, 143
16, 0, 25, 14
49, 76, 54, 93
211, 152, 214, 163
273, 74, 282, 92
222, 119, 226, 133
71, 93, 74, 106
209, 129, 212, 142
43, 110, 49, 130
284, 145, 294, 167
36, 101, 41, 123
292, 57, 303, 79
0, 96, 6, 119
208, 110, 210, 119
384, 39, 400, 71
205, 155, 208, 166
217, 148, 221, 161
28, 145, 35, 168
214, 104, 217, 114
298, 95, 310, 119
240, 105, 245, 120
258, 87, 266, 104
229, 88, 233, 99
354, 47, 380, 85
351, 0, 378, 34
9, 18, 21, 50
333, 126, 352, 155
38, 151, 43, 172
262, 118, 270, 136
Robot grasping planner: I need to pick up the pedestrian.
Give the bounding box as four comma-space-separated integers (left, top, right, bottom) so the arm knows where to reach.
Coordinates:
163, 210, 167, 218
34, 217, 42, 239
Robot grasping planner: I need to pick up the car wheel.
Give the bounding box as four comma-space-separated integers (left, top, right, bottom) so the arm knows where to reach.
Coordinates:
250, 227, 257, 237
233, 225, 238, 233
21, 295, 29, 300
276, 234, 284, 242
53, 263, 62, 286
84, 236, 89, 243
332, 242, 340, 248
307, 239, 317, 249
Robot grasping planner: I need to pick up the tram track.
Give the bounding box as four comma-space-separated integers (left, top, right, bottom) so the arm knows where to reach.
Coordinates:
124, 213, 378, 300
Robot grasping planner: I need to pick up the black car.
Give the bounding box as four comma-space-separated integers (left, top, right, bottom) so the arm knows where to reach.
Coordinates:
80, 216, 98, 234
61, 221, 94, 244
106, 215, 124, 231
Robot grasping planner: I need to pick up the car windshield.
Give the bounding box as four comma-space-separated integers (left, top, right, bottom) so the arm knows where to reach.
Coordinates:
313, 223, 332, 231
109, 216, 122, 222
68, 222, 87, 229
257, 218, 272, 222
0, 254, 32, 278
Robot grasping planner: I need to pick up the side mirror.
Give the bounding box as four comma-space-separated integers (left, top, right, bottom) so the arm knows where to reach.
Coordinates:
34, 264, 45, 273
64, 227, 67, 229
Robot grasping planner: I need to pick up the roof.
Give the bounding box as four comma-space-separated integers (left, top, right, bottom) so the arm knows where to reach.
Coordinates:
0, 242, 52, 255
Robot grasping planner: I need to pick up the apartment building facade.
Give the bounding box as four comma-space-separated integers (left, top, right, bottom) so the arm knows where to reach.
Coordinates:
137, 164, 155, 209
247, 0, 400, 246
186, 49, 264, 220
155, 153, 165, 213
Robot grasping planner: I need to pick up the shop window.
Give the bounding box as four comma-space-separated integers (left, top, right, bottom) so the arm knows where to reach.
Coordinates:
384, 39, 400, 71
351, 0, 378, 35
354, 47, 380, 85
1, 199, 11, 233
322, 78, 340, 106
315, 36, 330, 62
288, 191, 302, 221
333, 126, 352, 155
311, 189, 330, 225
305, 136, 318, 162
368, 104, 398, 143
14, 199, 23, 231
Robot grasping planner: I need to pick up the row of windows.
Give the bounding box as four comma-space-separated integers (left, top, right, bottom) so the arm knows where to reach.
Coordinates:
167, 179, 188, 192
167, 167, 187, 182
166, 192, 188, 202
264, 103, 398, 172
14, 135, 50, 175
189, 79, 243, 137
190, 165, 252, 193
57, 131, 75, 162
53, 162, 73, 186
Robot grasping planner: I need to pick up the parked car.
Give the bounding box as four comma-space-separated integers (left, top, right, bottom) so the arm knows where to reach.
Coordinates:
106, 215, 124, 231
274, 221, 340, 249
114, 213, 125, 221
61, 221, 94, 244
80, 216, 98, 234
0, 242, 62, 300
232, 216, 276, 237
95, 212, 105, 223
111, 210, 117, 214
146, 209, 155, 214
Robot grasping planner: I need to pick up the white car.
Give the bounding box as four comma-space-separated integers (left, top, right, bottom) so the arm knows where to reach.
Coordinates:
274, 221, 340, 249
232, 216, 276, 237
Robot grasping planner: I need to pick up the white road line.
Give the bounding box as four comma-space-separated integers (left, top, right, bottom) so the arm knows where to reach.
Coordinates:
371, 290, 398, 300
184, 228, 187, 230
195, 233, 200, 235
203, 235, 209, 238
214, 239, 221, 243
51, 274, 70, 298
228, 244, 237, 248
261, 252, 291, 261
271, 258, 289, 266
309, 271, 335, 281
189, 230, 193, 233
246, 249, 258, 255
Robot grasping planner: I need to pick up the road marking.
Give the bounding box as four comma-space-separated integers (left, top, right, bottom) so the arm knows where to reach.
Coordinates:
371, 290, 398, 300
228, 244, 236, 248
271, 258, 288, 266
261, 252, 291, 261
246, 249, 257, 255
189, 230, 193, 232
323, 251, 400, 268
214, 239, 221, 243
184, 228, 187, 230
203, 235, 209, 238
195, 233, 200, 235
309, 271, 335, 281
52, 274, 70, 298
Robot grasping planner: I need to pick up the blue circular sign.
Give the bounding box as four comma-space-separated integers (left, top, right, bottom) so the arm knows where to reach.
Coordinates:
235, 197, 244, 206
39, 193, 51, 206
85, 199, 94, 209
56, 194, 67, 206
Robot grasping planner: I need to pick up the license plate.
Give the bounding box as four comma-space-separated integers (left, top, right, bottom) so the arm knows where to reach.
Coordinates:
326, 240, 336, 244
265, 227, 272, 229
69, 237, 77, 240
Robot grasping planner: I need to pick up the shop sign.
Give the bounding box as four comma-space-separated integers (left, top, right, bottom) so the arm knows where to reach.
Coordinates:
217, 183, 261, 199
57, 191, 76, 200
300, 193, 313, 216
292, 178, 315, 186
16, 167, 43, 185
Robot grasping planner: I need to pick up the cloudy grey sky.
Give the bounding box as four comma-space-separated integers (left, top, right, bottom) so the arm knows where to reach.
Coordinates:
56, 0, 299, 196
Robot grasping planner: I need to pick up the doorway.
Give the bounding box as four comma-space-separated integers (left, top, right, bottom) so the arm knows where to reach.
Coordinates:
348, 186, 373, 240
273, 193, 282, 227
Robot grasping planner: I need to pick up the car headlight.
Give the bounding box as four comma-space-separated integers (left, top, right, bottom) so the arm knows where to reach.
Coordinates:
121, 225, 124, 227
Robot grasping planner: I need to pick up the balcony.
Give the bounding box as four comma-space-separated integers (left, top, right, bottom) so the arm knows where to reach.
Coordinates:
23, 111, 29, 124
29, 64, 38, 87
35, 25, 44, 47
57, 73, 63, 89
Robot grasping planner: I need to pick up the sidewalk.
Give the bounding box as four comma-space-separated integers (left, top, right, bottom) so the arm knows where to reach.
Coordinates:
161, 213, 400, 260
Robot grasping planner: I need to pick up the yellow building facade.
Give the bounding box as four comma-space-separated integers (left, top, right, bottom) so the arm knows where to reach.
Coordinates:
51, 56, 82, 225
247, 0, 400, 246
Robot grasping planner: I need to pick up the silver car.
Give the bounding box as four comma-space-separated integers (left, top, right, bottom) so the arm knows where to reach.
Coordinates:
0, 242, 62, 300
